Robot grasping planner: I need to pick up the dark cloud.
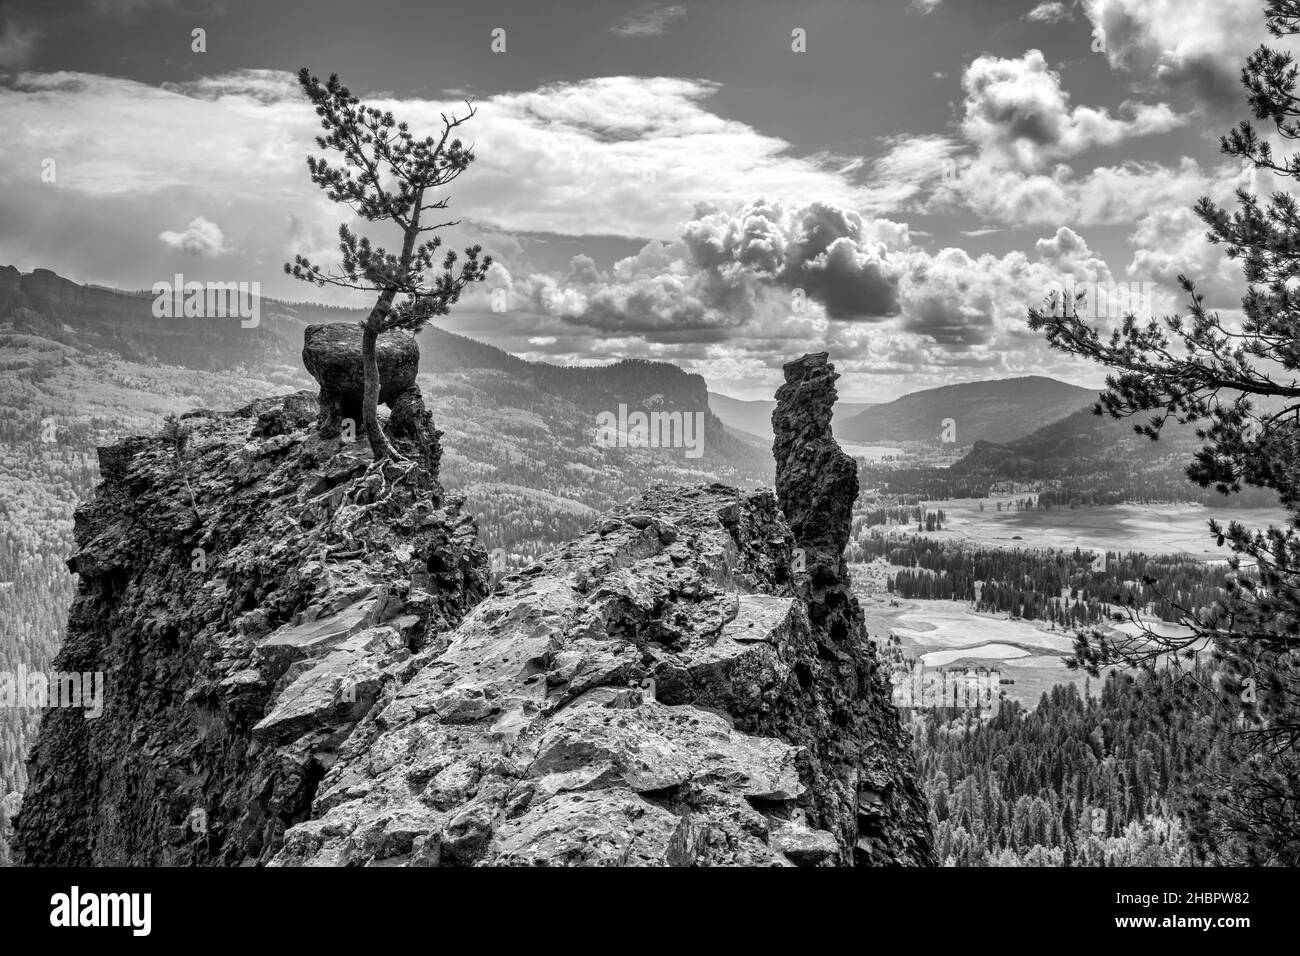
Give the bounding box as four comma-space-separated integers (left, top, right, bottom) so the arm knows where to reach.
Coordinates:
680, 198, 904, 320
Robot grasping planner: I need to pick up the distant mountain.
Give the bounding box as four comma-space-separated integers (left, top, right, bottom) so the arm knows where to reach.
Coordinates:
0, 265, 328, 372
708, 391, 875, 442
952, 404, 1201, 478
837, 376, 1098, 445
0, 266, 761, 458
0, 263, 775, 579
948, 403, 1279, 507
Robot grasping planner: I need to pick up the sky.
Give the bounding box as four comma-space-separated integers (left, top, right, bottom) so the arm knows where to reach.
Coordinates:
0, 0, 1296, 400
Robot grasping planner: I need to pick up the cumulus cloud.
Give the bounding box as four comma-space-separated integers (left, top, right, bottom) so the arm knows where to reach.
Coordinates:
158, 216, 229, 256
680, 199, 905, 319
897, 231, 1116, 353
0, 46, 1250, 399
961, 50, 1184, 171
475, 198, 908, 347
906, 50, 1219, 230
1125, 162, 1271, 306
1083, 0, 1300, 115
939, 154, 1215, 228
1034, 225, 1094, 264
461, 195, 1145, 397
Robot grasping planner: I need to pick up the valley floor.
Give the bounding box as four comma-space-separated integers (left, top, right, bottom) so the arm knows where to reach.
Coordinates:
915, 495, 1287, 559
852, 497, 1267, 709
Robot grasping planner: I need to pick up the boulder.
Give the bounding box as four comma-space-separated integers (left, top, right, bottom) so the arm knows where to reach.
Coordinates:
302, 322, 419, 420
301, 322, 441, 474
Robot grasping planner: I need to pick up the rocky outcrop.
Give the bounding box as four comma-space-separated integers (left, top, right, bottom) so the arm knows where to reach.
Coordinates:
271, 352, 930, 866
16, 351, 931, 867
274, 481, 930, 866
14, 392, 487, 865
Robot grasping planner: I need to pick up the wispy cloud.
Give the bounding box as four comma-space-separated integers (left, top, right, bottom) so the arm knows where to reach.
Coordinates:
0, 18, 39, 67
1026, 2, 1073, 23
612, 4, 686, 37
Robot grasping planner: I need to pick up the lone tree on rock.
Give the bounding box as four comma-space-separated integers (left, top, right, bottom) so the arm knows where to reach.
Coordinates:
285, 68, 491, 462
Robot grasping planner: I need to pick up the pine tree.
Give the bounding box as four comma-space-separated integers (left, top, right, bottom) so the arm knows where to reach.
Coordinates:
285, 69, 492, 461
1028, 0, 1300, 862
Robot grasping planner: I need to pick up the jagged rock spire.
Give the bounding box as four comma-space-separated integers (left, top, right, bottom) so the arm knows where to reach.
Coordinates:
771, 352, 858, 586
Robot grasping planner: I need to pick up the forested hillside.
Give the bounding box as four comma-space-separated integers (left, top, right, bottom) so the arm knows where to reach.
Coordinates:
708, 390, 874, 441
424, 364, 770, 565
919, 673, 1198, 866
857, 404, 1282, 508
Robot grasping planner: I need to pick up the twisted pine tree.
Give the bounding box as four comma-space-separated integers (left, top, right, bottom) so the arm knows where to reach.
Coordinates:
285, 68, 491, 462
1028, 0, 1300, 863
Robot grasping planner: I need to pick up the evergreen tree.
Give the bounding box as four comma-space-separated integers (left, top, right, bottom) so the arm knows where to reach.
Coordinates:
285, 68, 492, 461
1028, 1, 1300, 862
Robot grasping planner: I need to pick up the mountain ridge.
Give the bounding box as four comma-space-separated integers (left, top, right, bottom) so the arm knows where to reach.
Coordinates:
837, 375, 1098, 446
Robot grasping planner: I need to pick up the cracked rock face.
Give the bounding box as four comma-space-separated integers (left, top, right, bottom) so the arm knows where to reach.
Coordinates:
274, 480, 931, 866
17, 352, 932, 867
14, 393, 488, 865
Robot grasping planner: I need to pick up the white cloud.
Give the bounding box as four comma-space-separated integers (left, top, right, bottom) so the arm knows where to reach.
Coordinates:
1026, 2, 1073, 23
905, 51, 1215, 230
158, 216, 229, 256
961, 50, 1184, 172
457, 196, 1143, 397
0, 68, 885, 298
476, 198, 909, 345
0, 43, 1264, 400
